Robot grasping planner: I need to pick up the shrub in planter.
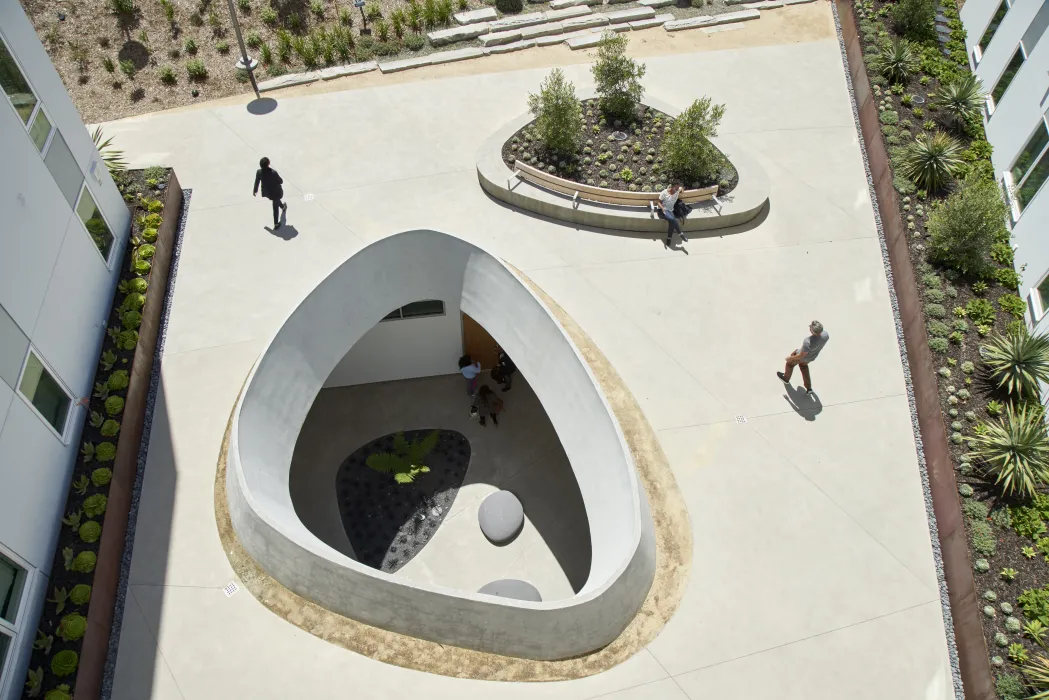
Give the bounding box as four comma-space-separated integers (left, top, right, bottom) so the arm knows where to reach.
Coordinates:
659, 96, 726, 185
69, 584, 92, 606
928, 320, 950, 337
966, 297, 996, 325
122, 292, 146, 312
971, 403, 1049, 499
58, 613, 87, 642
592, 32, 645, 121
142, 226, 159, 242
927, 177, 1010, 278
108, 369, 130, 391
983, 329, 1049, 400
899, 131, 964, 192
121, 309, 142, 330
45, 685, 73, 700
106, 395, 125, 417
929, 337, 949, 353
933, 73, 986, 131
79, 520, 101, 543
83, 495, 108, 517
891, 0, 936, 41
870, 38, 919, 83
527, 69, 582, 157
926, 303, 946, 318
50, 650, 78, 677
117, 330, 139, 351
100, 419, 120, 438
1000, 294, 1027, 319
971, 519, 997, 555
91, 467, 113, 487
94, 441, 116, 462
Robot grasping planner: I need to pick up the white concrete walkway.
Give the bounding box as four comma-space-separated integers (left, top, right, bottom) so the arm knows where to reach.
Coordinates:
104, 12, 954, 699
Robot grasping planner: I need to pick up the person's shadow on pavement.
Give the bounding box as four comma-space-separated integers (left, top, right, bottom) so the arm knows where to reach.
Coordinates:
783, 383, 823, 421
266, 223, 298, 240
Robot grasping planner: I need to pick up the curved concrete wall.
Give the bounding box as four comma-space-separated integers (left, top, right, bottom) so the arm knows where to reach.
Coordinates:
227, 230, 656, 660
476, 91, 770, 233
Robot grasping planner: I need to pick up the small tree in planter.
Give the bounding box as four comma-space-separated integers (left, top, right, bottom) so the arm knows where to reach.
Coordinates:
366, 430, 439, 484
660, 97, 726, 186
591, 32, 645, 122
527, 68, 583, 159
926, 175, 1010, 278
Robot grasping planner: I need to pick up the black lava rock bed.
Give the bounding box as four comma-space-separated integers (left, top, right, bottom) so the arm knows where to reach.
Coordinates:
335, 429, 470, 573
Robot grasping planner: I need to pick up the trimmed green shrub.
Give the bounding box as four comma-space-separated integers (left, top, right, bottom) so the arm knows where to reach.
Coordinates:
91, 467, 113, 487
892, 0, 936, 41
69, 584, 92, 606
928, 177, 1010, 278
105, 395, 124, 417
527, 69, 583, 157
660, 96, 726, 185
117, 330, 139, 351
94, 442, 116, 462
79, 520, 101, 543
971, 519, 997, 555
591, 32, 645, 121
929, 337, 949, 353
926, 303, 946, 318
83, 494, 108, 517
129, 277, 148, 294
108, 370, 130, 391
870, 38, 919, 83
928, 320, 950, 337
100, 420, 120, 437
122, 292, 146, 312
121, 310, 142, 330
900, 131, 964, 192
58, 613, 87, 642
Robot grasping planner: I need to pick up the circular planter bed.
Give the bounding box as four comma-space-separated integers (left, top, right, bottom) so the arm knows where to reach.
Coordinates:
335, 429, 470, 572
501, 99, 738, 195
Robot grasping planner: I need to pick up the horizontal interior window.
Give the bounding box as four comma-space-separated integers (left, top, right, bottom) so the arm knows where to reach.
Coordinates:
76, 186, 114, 261
980, 0, 1010, 52
382, 300, 445, 321
0, 552, 26, 625
18, 351, 71, 434
0, 38, 37, 125
1017, 148, 1049, 210
991, 47, 1026, 107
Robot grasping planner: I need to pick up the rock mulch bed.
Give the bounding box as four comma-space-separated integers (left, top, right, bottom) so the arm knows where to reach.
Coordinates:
335, 429, 470, 572
500, 98, 738, 193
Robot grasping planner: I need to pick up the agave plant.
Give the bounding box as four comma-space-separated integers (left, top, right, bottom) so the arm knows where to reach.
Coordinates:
365, 430, 439, 484
870, 38, 919, 84
983, 329, 1049, 399
91, 126, 127, 173
933, 73, 986, 130
970, 403, 1049, 500
899, 131, 964, 192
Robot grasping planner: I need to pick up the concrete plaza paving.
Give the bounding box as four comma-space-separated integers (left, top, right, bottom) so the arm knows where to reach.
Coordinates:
103, 7, 955, 698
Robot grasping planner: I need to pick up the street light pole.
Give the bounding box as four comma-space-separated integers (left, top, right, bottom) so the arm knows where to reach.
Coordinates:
224, 0, 260, 99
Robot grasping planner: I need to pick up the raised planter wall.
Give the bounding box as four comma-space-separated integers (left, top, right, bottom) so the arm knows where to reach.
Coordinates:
834, 2, 993, 698
73, 173, 184, 700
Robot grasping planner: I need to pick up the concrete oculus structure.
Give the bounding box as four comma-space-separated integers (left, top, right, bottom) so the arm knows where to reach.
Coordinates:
226, 229, 657, 660
477, 91, 771, 233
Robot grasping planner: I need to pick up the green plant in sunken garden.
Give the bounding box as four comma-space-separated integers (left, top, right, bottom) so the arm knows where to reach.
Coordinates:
73, 475, 89, 496
891, 0, 936, 41
527, 69, 583, 158
966, 297, 997, 325
871, 38, 919, 84
971, 403, 1049, 499
91, 126, 126, 173
72, 551, 97, 573
48, 586, 69, 614
50, 649, 78, 677
100, 348, 118, 370
982, 329, 1049, 400
117, 330, 138, 351
58, 613, 87, 642
933, 73, 986, 131
69, 583, 92, 606
660, 96, 726, 186
44, 683, 73, 700
100, 419, 120, 438
92, 467, 113, 487
84, 494, 108, 518
108, 370, 130, 392
24, 666, 43, 697
79, 520, 102, 543
366, 430, 440, 484
592, 32, 645, 122
900, 131, 963, 192
1000, 294, 1028, 320
131, 257, 152, 275
927, 177, 1010, 278
121, 309, 142, 330
1026, 653, 1049, 697
95, 441, 117, 462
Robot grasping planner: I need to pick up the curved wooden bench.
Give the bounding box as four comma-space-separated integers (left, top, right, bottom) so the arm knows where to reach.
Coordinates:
510, 160, 721, 216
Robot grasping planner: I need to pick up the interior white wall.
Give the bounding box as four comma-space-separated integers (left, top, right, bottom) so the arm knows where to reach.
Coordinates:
324, 305, 463, 388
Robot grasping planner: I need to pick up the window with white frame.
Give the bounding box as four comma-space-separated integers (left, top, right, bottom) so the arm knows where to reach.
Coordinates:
989, 46, 1026, 112
1010, 116, 1049, 214
0, 550, 29, 694
976, 0, 1011, 62
1033, 272, 1049, 320
0, 35, 55, 155
382, 300, 445, 321
18, 349, 72, 437
1022, 0, 1049, 55
75, 185, 115, 261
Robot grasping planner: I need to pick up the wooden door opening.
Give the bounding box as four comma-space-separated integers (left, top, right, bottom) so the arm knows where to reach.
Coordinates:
461, 313, 499, 371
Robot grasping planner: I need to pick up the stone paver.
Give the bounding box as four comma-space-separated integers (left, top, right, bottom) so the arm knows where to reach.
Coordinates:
629, 12, 674, 29
489, 13, 549, 31
480, 27, 525, 46
566, 32, 605, 48
549, 0, 602, 7
544, 4, 593, 20
665, 8, 759, 30
536, 29, 592, 45
743, 1, 783, 8
317, 61, 378, 80
377, 54, 434, 73
429, 46, 486, 64
102, 25, 954, 700
257, 72, 319, 91
562, 13, 610, 29
485, 38, 538, 54
428, 22, 490, 46
521, 21, 565, 39
639, 0, 675, 7
601, 6, 657, 23
454, 6, 497, 24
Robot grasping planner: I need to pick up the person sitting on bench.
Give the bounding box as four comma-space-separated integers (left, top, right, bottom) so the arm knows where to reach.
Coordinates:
653, 184, 692, 247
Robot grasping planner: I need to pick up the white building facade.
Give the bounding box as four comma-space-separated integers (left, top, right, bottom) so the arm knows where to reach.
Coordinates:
0, 1, 130, 697
961, 0, 1049, 329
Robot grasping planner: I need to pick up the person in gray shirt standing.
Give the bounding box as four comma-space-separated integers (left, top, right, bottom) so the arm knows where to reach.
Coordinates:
777, 320, 829, 394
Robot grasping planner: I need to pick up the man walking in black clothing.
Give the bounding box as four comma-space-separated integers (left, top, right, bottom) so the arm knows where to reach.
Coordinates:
253, 157, 288, 229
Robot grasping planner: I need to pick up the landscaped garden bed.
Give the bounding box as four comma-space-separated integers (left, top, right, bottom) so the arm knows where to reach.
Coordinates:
501, 97, 738, 194
846, 0, 1049, 698
336, 429, 470, 572
21, 165, 183, 700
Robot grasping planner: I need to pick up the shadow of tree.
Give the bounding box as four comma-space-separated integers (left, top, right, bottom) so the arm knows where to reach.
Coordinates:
118, 39, 150, 69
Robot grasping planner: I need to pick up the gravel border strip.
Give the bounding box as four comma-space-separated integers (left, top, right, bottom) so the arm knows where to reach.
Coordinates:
100, 188, 193, 700
829, 3, 964, 697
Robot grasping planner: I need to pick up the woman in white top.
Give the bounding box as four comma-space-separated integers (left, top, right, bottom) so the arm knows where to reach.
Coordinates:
653, 184, 689, 247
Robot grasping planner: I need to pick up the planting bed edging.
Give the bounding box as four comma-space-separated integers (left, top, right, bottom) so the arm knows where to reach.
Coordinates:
476, 90, 769, 233
832, 1, 981, 698
73, 174, 185, 700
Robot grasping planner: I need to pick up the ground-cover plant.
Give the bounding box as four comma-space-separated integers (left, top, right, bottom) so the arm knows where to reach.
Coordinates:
659, 96, 726, 186
23, 167, 172, 700
527, 68, 583, 158
591, 32, 645, 122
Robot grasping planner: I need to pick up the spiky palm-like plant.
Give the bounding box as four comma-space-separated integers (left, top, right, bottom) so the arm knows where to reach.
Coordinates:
971, 404, 1049, 500
365, 430, 439, 484
933, 73, 986, 129
1025, 653, 1049, 698
983, 329, 1049, 400
91, 126, 127, 173
899, 131, 964, 192
870, 38, 919, 84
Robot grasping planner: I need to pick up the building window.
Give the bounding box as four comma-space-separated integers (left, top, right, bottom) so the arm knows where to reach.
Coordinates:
75, 186, 114, 262
0, 35, 54, 153
0, 550, 29, 695
979, 0, 1011, 55
1034, 273, 1049, 320
1021, 0, 1049, 55
18, 350, 72, 436
990, 46, 1026, 110
382, 300, 445, 321
1011, 117, 1049, 213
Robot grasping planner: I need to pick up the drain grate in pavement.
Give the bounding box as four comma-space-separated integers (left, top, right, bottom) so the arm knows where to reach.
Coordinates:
735, 415, 747, 424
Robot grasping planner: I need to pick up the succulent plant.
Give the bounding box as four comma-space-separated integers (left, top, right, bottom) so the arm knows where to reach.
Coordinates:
975, 558, 990, 573
938, 367, 951, 378
961, 361, 975, 374
105, 396, 124, 416
50, 650, 78, 677
45, 684, 72, 700
1001, 602, 1014, 615
100, 419, 120, 437
83, 494, 107, 517
79, 520, 101, 543
58, 613, 87, 642
95, 442, 116, 462
965, 411, 977, 422
991, 655, 1004, 667
994, 631, 1008, 647
1006, 616, 1022, 633
952, 421, 963, 431
948, 408, 959, 418
69, 584, 92, 606
951, 432, 964, 444
983, 605, 996, 618
959, 484, 974, 497
107, 370, 130, 391
91, 468, 112, 487
984, 590, 998, 602
72, 551, 96, 573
